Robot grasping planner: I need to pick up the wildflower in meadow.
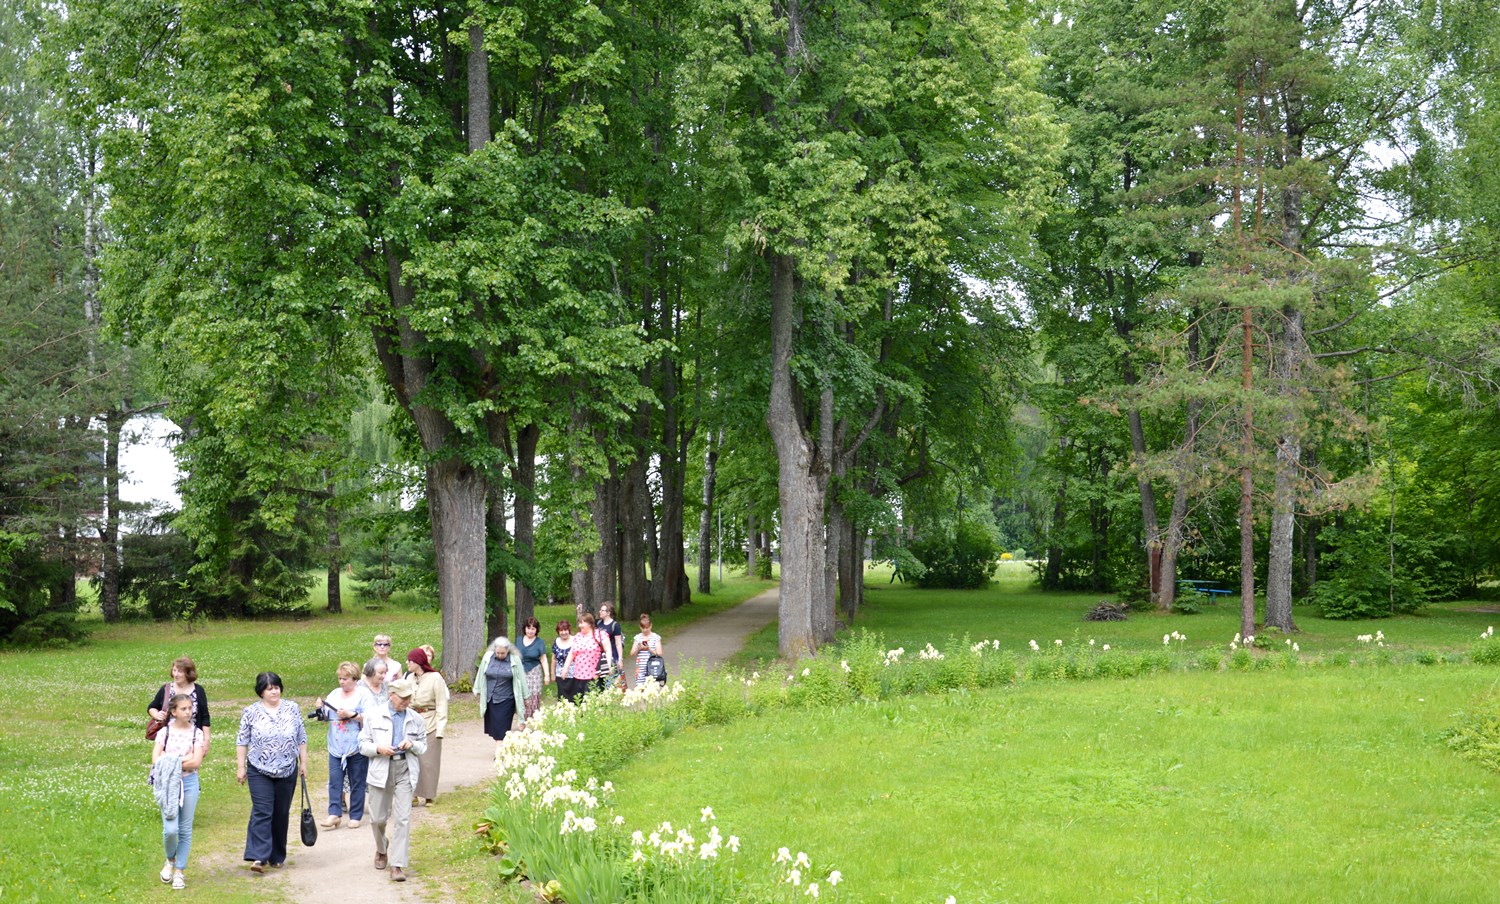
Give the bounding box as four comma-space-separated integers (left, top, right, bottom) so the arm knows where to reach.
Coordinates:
807, 882, 820, 898
1028, 640, 1040, 652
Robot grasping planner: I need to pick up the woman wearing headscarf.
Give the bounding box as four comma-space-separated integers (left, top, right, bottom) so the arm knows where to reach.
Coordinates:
404, 646, 448, 806
475, 636, 529, 746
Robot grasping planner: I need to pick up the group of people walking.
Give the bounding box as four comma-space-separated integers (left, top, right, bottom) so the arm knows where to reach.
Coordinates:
144, 607, 667, 890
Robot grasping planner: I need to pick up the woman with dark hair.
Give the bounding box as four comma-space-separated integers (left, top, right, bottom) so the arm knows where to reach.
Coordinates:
234, 672, 308, 872
552, 621, 579, 703
404, 646, 448, 806
147, 656, 211, 753
597, 602, 625, 684
517, 616, 551, 719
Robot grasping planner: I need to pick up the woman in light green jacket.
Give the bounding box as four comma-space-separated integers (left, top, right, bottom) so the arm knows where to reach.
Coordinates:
475, 636, 529, 746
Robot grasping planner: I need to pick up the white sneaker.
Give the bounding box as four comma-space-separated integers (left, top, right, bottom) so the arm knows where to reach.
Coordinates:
172, 872, 185, 890
160, 861, 174, 883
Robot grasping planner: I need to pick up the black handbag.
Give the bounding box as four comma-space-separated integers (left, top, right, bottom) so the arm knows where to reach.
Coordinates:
299, 774, 318, 846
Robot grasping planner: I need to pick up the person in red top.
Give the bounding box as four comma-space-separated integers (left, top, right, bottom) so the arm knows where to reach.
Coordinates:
560, 612, 614, 697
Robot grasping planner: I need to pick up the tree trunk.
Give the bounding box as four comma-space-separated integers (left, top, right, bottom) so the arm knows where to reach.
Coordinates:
1044, 443, 1068, 589
767, 252, 827, 658
1158, 316, 1202, 613
618, 455, 650, 618
1303, 513, 1319, 589
587, 465, 621, 615
1238, 303, 1257, 639
326, 475, 343, 614
746, 513, 757, 577
570, 409, 595, 613
821, 479, 841, 641
466, 25, 490, 150
511, 423, 539, 637
697, 430, 720, 593
429, 458, 487, 683
486, 472, 508, 643
837, 513, 861, 621
99, 406, 124, 622
1265, 426, 1301, 631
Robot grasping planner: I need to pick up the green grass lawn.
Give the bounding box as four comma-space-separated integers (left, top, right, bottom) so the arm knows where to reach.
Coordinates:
610, 665, 1500, 903
0, 570, 771, 904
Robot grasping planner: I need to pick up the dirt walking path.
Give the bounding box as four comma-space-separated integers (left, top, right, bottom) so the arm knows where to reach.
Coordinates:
258, 588, 779, 903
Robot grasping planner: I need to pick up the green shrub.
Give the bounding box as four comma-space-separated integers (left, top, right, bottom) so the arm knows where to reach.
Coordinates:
1194, 648, 1224, 672
909, 521, 998, 589
1173, 591, 1205, 615
1472, 634, 1500, 665
1441, 705, 1500, 774
754, 553, 773, 580
1308, 525, 1430, 619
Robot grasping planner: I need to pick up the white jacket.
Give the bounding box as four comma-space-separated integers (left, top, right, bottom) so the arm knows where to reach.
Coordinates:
358, 703, 428, 790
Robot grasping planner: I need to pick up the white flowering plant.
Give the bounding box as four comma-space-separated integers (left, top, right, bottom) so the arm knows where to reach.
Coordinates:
480, 682, 845, 903
1473, 626, 1500, 665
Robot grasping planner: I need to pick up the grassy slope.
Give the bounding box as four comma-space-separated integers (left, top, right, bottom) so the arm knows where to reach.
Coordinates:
0, 570, 771, 904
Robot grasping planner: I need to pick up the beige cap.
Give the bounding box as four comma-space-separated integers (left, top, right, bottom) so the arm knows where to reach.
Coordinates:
387, 677, 416, 699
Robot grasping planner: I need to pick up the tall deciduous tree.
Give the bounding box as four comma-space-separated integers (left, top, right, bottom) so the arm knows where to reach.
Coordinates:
682, 0, 1056, 656
79, 0, 652, 679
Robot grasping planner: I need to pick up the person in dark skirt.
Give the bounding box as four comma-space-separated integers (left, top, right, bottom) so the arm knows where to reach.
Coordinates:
475, 637, 528, 746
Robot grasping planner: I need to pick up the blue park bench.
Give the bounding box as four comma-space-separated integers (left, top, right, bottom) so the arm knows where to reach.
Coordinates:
1179, 579, 1231, 603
